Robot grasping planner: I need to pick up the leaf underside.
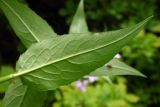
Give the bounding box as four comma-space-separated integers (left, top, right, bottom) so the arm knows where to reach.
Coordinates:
16, 17, 151, 91
3, 79, 46, 107
0, 0, 151, 106
0, 0, 56, 48
90, 59, 146, 77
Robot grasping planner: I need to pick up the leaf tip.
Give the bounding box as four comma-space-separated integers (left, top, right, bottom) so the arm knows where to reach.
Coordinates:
141, 15, 153, 24
139, 73, 147, 78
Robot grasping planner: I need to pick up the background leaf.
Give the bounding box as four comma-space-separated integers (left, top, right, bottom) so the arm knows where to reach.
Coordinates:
69, 0, 88, 33
90, 59, 146, 77
14, 17, 151, 91
3, 79, 47, 107
0, 0, 57, 48
0, 66, 14, 93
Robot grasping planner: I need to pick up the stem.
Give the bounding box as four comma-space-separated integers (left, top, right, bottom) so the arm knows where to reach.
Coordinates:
0, 71, 25, 83
0, 73, 15, 83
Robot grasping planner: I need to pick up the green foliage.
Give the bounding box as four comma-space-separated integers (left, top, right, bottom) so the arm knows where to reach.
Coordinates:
0, 66, 14, 93
53, 77, 140, 107
3, 79, 46, 107
90, 59, 145, 77
0, 0, 152, 107
122, 31, 159, 65
0, 66, 14, 107
0, 101, 2, 107
0, 0, 54, 106
121, 31, 160, 106
60, 0, 157, 30
0, 0, 56, 48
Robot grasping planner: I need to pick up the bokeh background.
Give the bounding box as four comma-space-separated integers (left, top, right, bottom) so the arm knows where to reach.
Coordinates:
0, 0, 160, 107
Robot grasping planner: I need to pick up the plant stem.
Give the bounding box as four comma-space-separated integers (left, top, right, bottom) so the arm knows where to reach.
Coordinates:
0, 70, 30, 83
0, 73, 15, 83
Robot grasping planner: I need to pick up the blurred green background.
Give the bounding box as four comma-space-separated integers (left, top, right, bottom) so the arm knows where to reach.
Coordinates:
0, 0, 160, 107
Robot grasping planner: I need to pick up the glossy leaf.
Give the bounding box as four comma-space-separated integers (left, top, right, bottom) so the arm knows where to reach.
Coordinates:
12, 17, 151, 91
3, 79, 47, 107
90, 59, 146, 77
69, 0, 88, 33
0, 0, 57, 48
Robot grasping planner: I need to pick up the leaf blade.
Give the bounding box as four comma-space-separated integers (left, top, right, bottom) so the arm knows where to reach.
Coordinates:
3, 79, 47, 107
0, 0, 57, 47
14, 17, 151, 90
90, 59, 146, 77
69, 0, 88, 33
0, 17, 152, 90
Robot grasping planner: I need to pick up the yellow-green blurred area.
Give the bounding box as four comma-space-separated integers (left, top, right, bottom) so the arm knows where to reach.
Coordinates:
53, 77, 140, 107
0, 0, 160, 107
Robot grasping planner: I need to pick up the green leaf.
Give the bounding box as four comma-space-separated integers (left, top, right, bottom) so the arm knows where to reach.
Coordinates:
69, 0, 88, 33
0, 66, 14, 93
90, 59, 146, 77
3, 79, 46, 107
0, 100, 2, 107
0, 0, 57, 48
0, 0, 52, 106
0, 17, 152, 90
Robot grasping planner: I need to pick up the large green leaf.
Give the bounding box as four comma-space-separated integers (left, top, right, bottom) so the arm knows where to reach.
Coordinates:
90, 59, 146, 77
3, 79, 46, 107
0, 0, 57, 48
69, 0, 88, 33
11, 17, 151, 91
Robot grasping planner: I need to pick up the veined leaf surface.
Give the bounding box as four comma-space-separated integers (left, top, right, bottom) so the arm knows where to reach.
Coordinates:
3, 79, 46, 107
0, 0, 56, 47
15, 17, 151, 91
90, 59, 146, 77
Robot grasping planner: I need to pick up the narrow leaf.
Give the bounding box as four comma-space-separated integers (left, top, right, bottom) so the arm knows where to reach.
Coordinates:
0, 0, 57, 47
0, 17, 152, 90
90, 59, 146, 77
3, 79, 46, 107
69, 0, 88, 33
